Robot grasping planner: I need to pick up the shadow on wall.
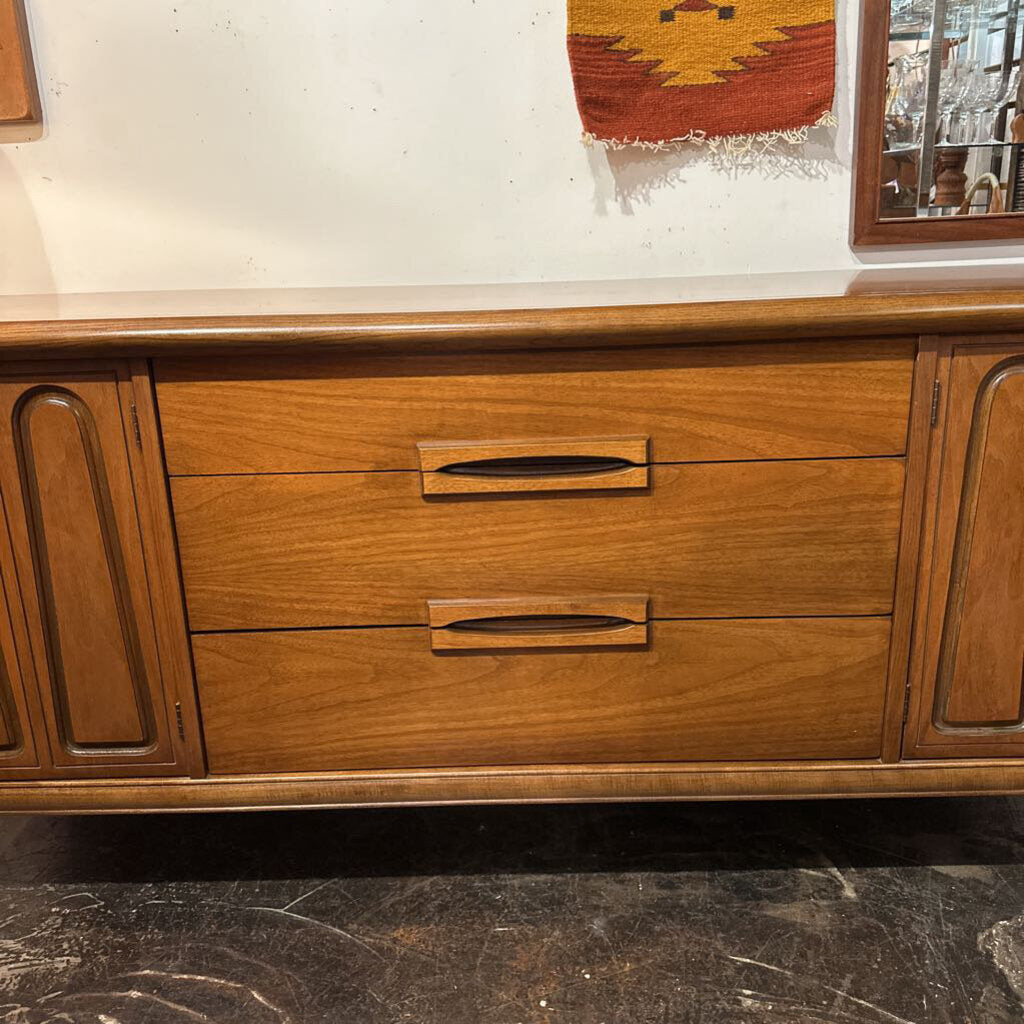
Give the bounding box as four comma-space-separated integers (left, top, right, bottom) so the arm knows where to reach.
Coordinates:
585, 129, 843, 214
0, 150, 54, 295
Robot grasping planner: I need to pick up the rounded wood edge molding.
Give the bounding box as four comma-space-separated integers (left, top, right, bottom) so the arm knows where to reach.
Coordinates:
2, 290, 1024, 357
2, 761, 1024, 812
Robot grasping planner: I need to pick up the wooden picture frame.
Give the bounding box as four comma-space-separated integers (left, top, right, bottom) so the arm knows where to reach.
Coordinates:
852, 0, 1024, 245
0, 0, 40, 125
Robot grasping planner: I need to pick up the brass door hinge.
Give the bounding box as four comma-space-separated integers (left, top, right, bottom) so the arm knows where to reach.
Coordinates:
930, 380, 942, 427
130, 402, 143, 450
174, 701, 186, 741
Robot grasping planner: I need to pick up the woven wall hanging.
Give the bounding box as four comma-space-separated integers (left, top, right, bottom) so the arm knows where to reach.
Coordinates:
567, 0, 836, 152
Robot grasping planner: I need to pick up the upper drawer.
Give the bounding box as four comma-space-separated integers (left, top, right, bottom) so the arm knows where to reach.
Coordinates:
154, 340, 914, 474
171, 458, 904, 631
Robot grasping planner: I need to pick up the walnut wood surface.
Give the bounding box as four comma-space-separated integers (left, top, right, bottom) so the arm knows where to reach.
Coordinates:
155, 342, 913, 474
906, 341, 1024, 756
852, 0, 891, 245
429, 622, 651, 651
879, 341, 937, 762
0, 365, 196, 776
15, 389, 149, 747
124, 362, 207, 778
171, 459, 904, 631
418, 439, 650, 474
426, 594, 649, 628
5, 293, 1024, 358
0, 511, 38, 771
193, 618, 891, 774
942, 360, 1024, 725
0, 624, 18, 761
427, 595, 650, 650
418, 437, 650, 495
12, 759, 1024, 812
0, 0, 39, 124
1, 312, 1022, 810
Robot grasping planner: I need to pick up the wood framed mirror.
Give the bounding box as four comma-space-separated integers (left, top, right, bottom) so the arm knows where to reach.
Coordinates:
0, 0, 39, 127
853, 0, 1024, 243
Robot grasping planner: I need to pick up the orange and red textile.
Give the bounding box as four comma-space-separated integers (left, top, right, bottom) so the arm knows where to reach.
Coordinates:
567, 0, 836, 146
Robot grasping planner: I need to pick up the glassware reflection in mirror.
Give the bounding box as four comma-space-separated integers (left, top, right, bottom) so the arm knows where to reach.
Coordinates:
982, 66, 1022, 138
941, 59, 978, 141
881, 0, 1024, 217
886, 52, 930, 148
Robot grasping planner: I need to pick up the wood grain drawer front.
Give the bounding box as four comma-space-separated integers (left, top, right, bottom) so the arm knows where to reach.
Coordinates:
194, 617, 891, 773
172, 459, 904, 631
155, 341, 914, 475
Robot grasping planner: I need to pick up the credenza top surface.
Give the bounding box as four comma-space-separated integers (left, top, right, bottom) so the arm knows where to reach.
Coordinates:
0, 273, 1022, 358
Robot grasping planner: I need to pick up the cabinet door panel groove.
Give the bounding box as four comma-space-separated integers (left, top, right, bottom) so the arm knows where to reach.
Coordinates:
13, 387, 155, 751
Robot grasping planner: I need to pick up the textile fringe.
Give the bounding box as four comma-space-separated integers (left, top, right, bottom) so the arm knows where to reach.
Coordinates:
582, 109, 837, 156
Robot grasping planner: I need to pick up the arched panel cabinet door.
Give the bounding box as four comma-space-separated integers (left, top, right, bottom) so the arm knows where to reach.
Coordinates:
0, 364, 203, 778
906, 340, 1024, 758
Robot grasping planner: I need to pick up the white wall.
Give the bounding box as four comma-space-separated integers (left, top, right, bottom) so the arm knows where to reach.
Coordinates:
2, 0, 1022, 306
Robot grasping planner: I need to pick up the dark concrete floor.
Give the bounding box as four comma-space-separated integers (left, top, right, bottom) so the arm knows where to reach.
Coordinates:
0, 798, 1022, 1023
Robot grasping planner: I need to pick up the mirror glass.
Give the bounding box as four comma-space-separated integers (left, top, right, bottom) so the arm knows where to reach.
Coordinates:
882, 0, 1023, 217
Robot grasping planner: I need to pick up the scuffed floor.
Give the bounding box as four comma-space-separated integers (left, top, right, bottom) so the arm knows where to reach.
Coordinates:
0, 797, 1022, 1022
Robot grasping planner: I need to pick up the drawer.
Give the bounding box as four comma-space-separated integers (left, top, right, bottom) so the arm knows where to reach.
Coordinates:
155, 340, 914, 474
193, 617, 891, 773
171, 458, 904, 631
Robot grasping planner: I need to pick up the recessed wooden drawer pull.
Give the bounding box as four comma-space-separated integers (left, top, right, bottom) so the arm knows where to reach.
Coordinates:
446, 613, 634, 634
418, 437, 649, 495
440, 455, 636, 479
428, 595, 649, 650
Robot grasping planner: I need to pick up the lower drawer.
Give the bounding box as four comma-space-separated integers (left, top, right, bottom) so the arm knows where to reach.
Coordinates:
193, 617, 891, 773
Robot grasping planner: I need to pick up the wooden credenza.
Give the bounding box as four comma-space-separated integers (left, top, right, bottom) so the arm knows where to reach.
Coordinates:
1, 291, 1023, 811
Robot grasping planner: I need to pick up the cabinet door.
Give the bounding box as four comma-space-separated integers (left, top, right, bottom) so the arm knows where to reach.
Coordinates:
0, 502, 42, 776
906, 342, 1024, 757
0, 364, 201, 776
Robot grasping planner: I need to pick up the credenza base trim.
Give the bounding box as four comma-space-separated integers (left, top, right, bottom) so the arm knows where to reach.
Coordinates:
3, 760, 1024, 813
